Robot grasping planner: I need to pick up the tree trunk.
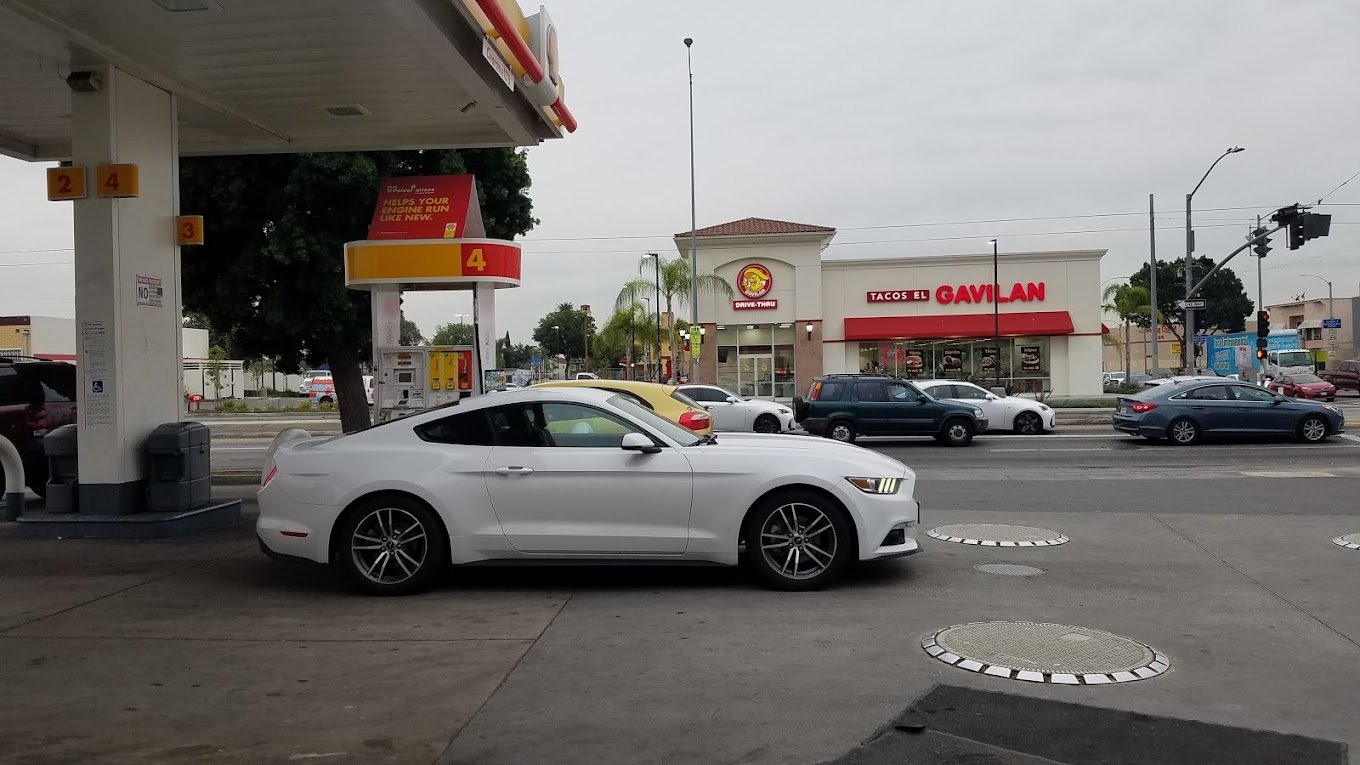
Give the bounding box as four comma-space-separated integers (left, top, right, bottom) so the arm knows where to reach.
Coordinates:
665, 295, 677, 383
328, 352, 371, 432
1124, 319, 1132, 382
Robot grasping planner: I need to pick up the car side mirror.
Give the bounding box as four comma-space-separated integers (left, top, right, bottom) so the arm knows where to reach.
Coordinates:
621, 432, 662, 454
985, 393, 1000, 400
726, 396, 739, 404
1272, 395, 1287, 404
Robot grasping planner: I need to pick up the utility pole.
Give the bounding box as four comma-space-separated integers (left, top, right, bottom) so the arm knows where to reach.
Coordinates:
1148, 193, 1157, 372
1185, 147, 1245, 373
684, 38, 699, 383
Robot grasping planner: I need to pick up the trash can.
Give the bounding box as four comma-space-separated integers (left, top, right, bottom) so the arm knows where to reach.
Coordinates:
146, 422, 211, 512
43, 424, 80, 514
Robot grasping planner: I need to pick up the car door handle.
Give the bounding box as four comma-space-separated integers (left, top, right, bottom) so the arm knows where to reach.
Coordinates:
494, 466, 535, 476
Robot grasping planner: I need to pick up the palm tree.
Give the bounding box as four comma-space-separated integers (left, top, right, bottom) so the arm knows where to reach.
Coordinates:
599, 302, 658, 380
1102, 284, 1152, 383
616, 254, 733, 381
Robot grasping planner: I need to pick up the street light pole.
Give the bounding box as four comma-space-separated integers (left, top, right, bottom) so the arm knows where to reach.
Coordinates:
684, 37, 699, 384
1148, 194, 1157, 372
990, 238, 1000, 392
1184, 146, 1245, 372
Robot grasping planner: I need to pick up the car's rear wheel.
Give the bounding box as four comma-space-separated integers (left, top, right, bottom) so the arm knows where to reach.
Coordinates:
753, 414, 780, 433
337, 496, 447, 595
1298, 415, 1330, 443
939, 418, 975, 446
318, 396, 334, 405
744, 491, 853, 591
1167, 418, 1200, 445
827, 420, 855, 443
1013, 411, 1043, 435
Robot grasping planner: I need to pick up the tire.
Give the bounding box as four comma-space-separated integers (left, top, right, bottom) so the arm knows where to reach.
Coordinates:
1167, 418, 1200, 446
1298, 415, 1330, 444
336, 495, 447, 595
826, 420, 856, 443
743, 490, 853, 591
318, 396, 334, 405
1013, 411, 1043, 435
939, 418, 974, 447
753, 414, 780, 434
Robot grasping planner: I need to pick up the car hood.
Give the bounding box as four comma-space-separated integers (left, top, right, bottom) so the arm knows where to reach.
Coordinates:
1296, 382, 1335, 390
691, 433, 912, 477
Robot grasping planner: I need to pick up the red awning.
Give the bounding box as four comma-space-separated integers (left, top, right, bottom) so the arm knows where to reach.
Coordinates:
843, 311, 1076, 341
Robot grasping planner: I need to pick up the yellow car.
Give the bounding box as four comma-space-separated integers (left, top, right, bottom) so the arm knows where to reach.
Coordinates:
532, 379, 713, 434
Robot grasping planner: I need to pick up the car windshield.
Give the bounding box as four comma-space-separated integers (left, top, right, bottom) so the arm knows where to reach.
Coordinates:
607, 394, 700, 446
1291, 374, 1323, 384
1274, 351, 1312, 367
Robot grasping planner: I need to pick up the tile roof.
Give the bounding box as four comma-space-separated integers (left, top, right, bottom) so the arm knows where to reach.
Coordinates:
678, 217, 836, 237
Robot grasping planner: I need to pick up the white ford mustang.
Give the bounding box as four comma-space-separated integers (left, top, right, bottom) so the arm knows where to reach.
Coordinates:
257, 387, 920, 594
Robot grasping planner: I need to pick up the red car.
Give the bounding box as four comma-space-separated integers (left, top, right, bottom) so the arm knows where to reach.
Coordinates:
1268, 373, 1337, 402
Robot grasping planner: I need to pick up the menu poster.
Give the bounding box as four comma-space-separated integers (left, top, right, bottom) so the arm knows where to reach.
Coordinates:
941, 349, 965, 373
903, 349, 924, 375
1020, 345, 1042, 371
980, 347, 1000, 373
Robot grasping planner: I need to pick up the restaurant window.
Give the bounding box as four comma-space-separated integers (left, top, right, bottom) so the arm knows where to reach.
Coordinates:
717, 323, 796, 401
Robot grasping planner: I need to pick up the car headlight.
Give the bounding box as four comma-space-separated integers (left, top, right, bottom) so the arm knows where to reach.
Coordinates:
847, 477, 901, 495
973, 407, 985, 418
777, 407, 791, 414
1037, 404, 1051, 411
1325, 405, 1342, 415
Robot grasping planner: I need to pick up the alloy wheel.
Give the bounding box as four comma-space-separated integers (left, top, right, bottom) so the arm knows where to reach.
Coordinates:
759, 502, 839, 581
350, 507, 429, 585
1301, 416, 1327, 442
1015, 412, 1041, 435
1171, 420, 1198, 444
829, 423, 854, 442
754, 415, 779, 433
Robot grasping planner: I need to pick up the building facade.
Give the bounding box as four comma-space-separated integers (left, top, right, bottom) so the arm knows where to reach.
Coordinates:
1266, 295, 1357, 368
677, 218, 1106, 399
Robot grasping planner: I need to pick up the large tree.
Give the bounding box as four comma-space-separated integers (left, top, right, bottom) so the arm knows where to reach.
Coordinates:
532, 303, 594, 364
615, 255, 732, 381
1102, 284, 1151, 382
179, 149, 535, 430
431, 322, 475, 346
598, 303, 659, 380
1129, 257, 1253, 348
497, 333, 535, 369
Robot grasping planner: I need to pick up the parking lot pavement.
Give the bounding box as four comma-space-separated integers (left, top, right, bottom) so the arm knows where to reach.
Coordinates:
4, 481, 1359, 763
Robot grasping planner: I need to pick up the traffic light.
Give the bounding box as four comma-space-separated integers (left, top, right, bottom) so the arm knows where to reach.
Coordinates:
1251, 228, 1271, 258
1256, 346, 1267, 361
1256, 309, 1270, 338
1288, 218, 1305, 250
1272, 204, 1333, 250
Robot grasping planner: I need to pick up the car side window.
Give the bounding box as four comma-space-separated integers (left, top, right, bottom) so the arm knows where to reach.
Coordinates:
682, 386, 723, 403
1233, 386, 1277, 403
488, 404, 550, 447
415, 409, 495, 446
854, 381, 887, 402
1184, 385, 1231, 401
610, 389, 655, 410
886, 382, 914, 401
816, 381, 845, 401
949, 385, 988, 400
0, 367, 28, 406
541, 402, 640, 448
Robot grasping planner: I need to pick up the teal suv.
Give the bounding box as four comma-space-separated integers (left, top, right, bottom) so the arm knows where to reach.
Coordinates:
792, 375, 989, 446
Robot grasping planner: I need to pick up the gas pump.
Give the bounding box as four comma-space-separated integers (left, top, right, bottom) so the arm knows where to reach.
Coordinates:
374, 345, 477, 422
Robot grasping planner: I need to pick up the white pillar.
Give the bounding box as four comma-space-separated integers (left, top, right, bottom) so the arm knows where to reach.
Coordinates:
371, 286, 401, 354
71, 67, 183, 514
474, 283, 497, 374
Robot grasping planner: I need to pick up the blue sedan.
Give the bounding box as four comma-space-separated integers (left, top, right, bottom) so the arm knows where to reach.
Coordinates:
1113, 379, 1345, 445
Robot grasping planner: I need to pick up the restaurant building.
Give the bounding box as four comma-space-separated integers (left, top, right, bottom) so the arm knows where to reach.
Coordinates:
676, 218, 1106, 400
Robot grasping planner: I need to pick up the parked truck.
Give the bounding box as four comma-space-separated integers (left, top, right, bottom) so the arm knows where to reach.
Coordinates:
1202, 330, 1312, 380
1319, 359, 1360, 396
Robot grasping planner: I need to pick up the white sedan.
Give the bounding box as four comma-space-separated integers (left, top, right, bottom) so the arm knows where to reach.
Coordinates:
913, 380, 1057, 434
257, 387, 920, 594
675, 384, 796, 433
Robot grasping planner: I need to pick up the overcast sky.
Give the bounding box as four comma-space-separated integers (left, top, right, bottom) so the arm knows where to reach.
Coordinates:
3, 0, 1358, 346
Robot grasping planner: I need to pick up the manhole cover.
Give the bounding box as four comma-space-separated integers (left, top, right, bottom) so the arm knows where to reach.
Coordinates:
1333, 534, 1360, 551
975, 563, 1045, 576
928, 524, 1069, 547
922, 621, 1168, 684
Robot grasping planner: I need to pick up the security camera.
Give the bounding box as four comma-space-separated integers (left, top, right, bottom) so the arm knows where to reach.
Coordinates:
66, 71, 102, 92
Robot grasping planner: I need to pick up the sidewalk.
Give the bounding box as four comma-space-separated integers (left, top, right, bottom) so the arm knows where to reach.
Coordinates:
2, 489, 1356, 763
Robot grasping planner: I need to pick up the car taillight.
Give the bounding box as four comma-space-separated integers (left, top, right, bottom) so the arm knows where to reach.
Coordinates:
261, 465, 278, 488
1130, 402, 1158, 413
679, 411, 711, 431
810, 382, 823, 400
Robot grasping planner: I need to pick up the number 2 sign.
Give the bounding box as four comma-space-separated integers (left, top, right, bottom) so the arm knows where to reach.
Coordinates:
46, 166, 88, 200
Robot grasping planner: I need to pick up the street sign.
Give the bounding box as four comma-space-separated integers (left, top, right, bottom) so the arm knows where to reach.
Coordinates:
1322, 318, 1342, 329
1177, 299, 1207, 310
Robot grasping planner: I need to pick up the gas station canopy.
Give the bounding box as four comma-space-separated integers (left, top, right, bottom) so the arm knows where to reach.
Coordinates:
0, 0, 574, 161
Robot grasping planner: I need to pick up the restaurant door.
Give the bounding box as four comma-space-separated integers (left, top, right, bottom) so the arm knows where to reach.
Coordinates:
738, 354, 775, 399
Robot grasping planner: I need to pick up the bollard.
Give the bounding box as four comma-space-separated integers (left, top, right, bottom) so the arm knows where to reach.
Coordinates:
0, 433, 25, 522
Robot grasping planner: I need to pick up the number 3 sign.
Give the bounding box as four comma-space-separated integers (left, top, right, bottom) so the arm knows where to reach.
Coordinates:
176, 215, 205, 246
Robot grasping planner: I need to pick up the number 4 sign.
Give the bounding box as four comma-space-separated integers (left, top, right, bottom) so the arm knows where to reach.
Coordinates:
95, 164, 140, 198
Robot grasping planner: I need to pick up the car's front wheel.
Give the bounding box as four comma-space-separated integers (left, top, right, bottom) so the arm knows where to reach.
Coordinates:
744, 491, 853, 591
939, 418, 975, 446
337, 495, 447, 595
1298, 415, 1330, 443
1167, 417, 1200, 445
1013, 411, 1043, 435
753, 414, 780, 433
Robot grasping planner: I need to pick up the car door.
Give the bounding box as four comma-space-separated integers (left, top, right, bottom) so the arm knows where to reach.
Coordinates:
851, 381, 896, 434
682, 385, 743, 431
888, 381, 936, 433
1174, 385, 1238, 433
482, 401, 694, 554
1228, 384, 1300, 434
